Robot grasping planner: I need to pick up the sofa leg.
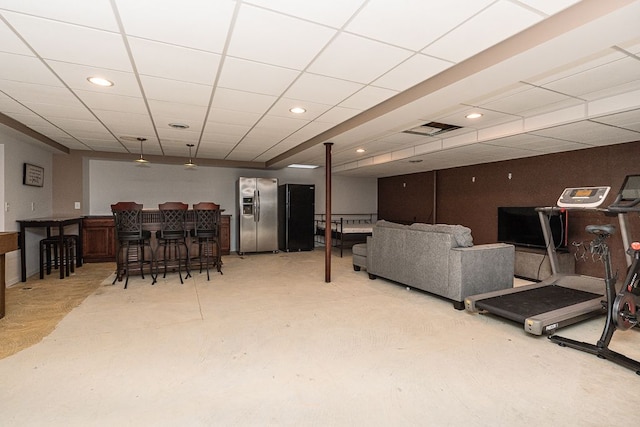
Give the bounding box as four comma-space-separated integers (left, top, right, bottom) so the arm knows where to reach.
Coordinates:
452, 300, 465, 310
368, 273, 377, 280
353, 265, 361, 271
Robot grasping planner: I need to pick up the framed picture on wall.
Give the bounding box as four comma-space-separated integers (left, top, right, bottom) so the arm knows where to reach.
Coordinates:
23, 163, 44, 187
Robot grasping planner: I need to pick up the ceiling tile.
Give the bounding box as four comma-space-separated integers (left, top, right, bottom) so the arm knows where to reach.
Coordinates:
74, 90, 147, 114
0, 21, 34, 55
346, 0, 494, 51
591, 108, 640, 132
228, 5, 337, 70
0, 0, 119, 31
128, 37, 221, 85
422, 2, 542, 63
316, 106, 361, 124
206, 107, 262, 126
542, 57, 640, 98
308, 32, 412, 84
372, 54, 453, 92
476, 86, 577, 115
3, 11, 132, 71
147, 100, 207, 129
244, 0, 365, 28
46, 60, 142, 97
23, 101, 94, 121
339, 85, 397, 110
0, 53, 62, 86
285, 73, 363, 105
268, 97, 332, 121
211, 88, 277, 115
1, 81, 81, 106
92, 109, 154, 135
114, 0, 235, 52
530, 121, 640, 146
217, 57, 300, 96
517, 0, 582, 15
140, 75, 212, 106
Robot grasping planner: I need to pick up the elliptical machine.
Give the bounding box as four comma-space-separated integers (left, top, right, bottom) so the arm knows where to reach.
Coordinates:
549, 175, 640, 375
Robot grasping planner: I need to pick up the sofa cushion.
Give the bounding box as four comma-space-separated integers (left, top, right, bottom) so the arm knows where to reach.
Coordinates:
375, 220, 408, 229
408, 223, 473, 247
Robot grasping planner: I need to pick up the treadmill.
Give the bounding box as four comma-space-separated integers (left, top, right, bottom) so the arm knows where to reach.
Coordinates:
465, 186, 611, 335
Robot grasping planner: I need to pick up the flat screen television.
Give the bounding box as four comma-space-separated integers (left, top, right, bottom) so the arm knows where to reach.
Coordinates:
497, 206, 568, 250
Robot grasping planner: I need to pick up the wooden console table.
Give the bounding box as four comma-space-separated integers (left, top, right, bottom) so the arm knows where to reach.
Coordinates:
0, 232, 19, 318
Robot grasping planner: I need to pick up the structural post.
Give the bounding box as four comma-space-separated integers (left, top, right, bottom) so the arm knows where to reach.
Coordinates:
324, 142, 333, 282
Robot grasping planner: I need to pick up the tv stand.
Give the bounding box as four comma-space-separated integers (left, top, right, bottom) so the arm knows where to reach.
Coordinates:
514, 247, 575, 281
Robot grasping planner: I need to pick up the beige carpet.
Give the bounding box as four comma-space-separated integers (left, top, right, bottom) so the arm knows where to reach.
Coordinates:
0, 262, 114, 359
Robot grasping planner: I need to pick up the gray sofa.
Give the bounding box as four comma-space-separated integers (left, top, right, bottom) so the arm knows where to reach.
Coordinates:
365, 220, 515, 309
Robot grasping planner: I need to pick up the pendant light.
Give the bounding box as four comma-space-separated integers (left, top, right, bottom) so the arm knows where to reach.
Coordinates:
135, 137, 148, 164
184, 143, 196, 168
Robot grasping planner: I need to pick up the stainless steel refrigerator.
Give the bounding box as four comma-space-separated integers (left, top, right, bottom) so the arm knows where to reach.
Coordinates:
237, 177, 279, 254
278, 184, 315, 251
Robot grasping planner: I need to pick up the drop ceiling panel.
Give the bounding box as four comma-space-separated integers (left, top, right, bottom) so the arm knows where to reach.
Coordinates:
372, 54, 453, 92
147, 100, 208, 124
211, 88, 277, 115
24, 101, 94, 121
3, 12, 132, 71
592, 109, 640, 132
542, 56, 640, 98
0, 0, 119, 31
217, 57, 300, 96
74, 90, 147, 114
140, 75, 212, 106
307, 32, 413, 84
0, 22, 34, 55
244, 0, 366, 28
46, 61, 141, 97
346, 0, 495, 51
476, 85, 579, 115
228, 5, 336, 70
1, 81, 80, 106
93, 110, 154, 135
422, 1, 543, 63
202, 122, 251, 139
485, 133, 587, 153
530, 120, 640, 146
284, 73, 364, 105
206, 108, 262, 127
114, 0, 235, 52
128, 38, 221, 85
517, 0, 581, 15
0, 53, 62, 86
269, 97, 332, 121
3, 111, 58, 128
316, 106, 361, 124
156, 128, 200, 144
339, 86, 398, 110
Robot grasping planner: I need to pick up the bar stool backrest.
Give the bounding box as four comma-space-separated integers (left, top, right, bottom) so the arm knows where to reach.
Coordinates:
158, 202, 188, 239
193, 202, 220, 237
111, 201, 144, 240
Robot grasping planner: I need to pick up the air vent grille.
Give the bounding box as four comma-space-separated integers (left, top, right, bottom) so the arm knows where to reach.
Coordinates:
402, 121, 461, 137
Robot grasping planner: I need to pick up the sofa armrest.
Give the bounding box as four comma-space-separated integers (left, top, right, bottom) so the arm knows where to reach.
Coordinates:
448, 243, 515, 301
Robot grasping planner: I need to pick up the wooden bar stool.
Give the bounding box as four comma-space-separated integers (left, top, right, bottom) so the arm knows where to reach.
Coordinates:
155, 202, 191, 284
191, 202, 223, 280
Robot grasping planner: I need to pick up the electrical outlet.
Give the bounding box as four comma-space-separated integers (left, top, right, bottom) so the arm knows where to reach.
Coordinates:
74, 202, 81, 210
31, 202, 36, 211
4, 202, 8, 212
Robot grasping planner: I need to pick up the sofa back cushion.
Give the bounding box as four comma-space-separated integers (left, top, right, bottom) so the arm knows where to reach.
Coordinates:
408, 223, 473, 247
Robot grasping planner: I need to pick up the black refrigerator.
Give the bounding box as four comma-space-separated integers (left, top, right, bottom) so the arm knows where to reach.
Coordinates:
278, 184, 315, 251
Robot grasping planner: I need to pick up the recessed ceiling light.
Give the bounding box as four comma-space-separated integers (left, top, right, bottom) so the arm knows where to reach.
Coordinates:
87, 76, 114, 87
169, 123, 190, 129
288, 164, 319, 169
356, 148, 366, 153
289, 107, 306, 114
466, 112, 483, 119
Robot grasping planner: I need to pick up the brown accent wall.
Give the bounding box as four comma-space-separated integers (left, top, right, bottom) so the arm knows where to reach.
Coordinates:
52, 151, 84, 215
379, 140, 640, 279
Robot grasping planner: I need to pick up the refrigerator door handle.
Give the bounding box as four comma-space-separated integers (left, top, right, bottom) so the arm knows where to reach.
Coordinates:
255, 189, 260, 222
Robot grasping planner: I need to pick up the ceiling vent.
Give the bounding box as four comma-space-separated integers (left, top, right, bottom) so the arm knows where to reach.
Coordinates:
402, 121, 461, 137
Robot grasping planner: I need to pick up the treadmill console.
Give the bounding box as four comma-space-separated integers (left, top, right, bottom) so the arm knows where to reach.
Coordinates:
556, 186, 610, 208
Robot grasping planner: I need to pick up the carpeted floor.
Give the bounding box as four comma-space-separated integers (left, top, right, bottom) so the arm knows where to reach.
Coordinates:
0, 262, 114, 359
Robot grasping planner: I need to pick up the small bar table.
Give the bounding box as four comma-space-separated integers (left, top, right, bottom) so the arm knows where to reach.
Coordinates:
17, 216, 83, 281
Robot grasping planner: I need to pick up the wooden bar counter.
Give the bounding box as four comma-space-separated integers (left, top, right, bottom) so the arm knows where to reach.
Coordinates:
83, 212, 231, 263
